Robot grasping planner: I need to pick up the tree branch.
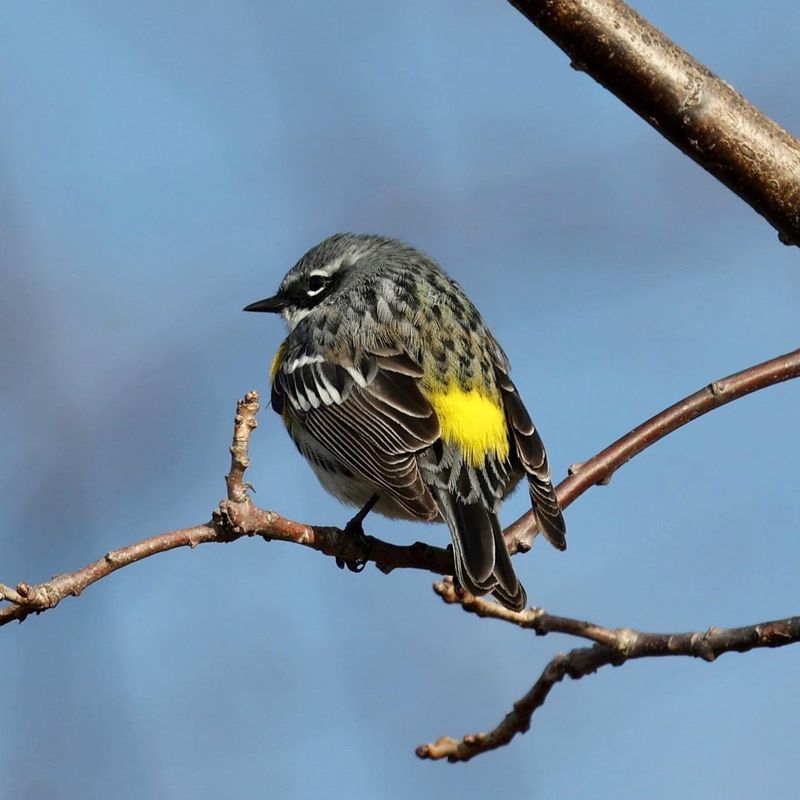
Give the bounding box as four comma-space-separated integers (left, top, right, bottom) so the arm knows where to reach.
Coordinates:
0, 392, 452, 627
2, 348, 798, 626
417, 580, 800, 762
505, 346, 800, 552
506, 0, 800, 246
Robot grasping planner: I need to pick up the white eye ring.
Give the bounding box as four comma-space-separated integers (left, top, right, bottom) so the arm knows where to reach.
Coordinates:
307, 274, 329, 296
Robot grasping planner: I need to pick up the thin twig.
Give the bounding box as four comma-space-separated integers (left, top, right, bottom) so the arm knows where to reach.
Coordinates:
2, 347, 798, 626
507, 0, 800, 245
225, 391, 260, 503
0, 391, 452, 627
418, 580, 800, 762
505, 346, 800, 552
430, 578, 624, 647
0, 525, 216, 624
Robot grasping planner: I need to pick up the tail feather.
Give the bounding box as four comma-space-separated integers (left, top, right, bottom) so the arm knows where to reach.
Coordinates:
437, 490, 527, 612
487, 513, 527, 611
496, 369, 567, 550
529, 478, 566, 551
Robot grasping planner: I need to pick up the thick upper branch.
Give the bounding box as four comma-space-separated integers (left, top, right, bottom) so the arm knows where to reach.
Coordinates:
508, 0, 800, 245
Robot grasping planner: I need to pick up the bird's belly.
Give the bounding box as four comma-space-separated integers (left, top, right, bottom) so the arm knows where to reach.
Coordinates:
308, 462, 423, 520
289, 422, 431, 521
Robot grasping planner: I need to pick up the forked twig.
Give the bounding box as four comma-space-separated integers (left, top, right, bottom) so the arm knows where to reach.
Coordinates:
2, 349, 798, 628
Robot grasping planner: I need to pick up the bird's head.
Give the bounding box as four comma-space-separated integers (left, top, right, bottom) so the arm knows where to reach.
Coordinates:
243, 233, 430, 332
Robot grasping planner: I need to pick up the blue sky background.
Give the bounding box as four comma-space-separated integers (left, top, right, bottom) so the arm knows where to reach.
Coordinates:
1, 2, 798, 797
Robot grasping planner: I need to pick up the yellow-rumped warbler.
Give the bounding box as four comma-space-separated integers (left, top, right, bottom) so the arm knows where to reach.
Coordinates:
244, 233, 565, 610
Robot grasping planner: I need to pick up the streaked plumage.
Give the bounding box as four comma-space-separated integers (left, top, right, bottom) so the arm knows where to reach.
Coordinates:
245, 233, 566, 611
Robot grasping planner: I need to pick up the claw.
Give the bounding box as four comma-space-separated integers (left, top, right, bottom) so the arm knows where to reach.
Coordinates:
336, 495, 378, 573
336, 555, 368, 573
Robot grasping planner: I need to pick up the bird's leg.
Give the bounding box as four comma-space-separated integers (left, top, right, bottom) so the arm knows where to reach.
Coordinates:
336, 495, 379, 573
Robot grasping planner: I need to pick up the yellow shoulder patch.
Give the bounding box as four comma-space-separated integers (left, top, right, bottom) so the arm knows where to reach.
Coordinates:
270, 341, 287, 381
270, 342, 293, 425
425, 383, 509, 466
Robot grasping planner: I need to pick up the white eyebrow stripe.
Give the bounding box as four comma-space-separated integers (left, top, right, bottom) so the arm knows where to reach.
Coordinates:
309, 248, 366, 279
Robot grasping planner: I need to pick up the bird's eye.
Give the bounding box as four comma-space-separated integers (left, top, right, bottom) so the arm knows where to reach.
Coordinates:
307, 274, 328, 295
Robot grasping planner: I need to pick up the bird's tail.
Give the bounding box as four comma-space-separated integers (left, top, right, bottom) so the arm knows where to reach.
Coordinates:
436, 490, 527, 612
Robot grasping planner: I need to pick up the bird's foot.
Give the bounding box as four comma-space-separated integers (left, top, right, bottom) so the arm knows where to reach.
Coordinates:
336, 495, 379, 573
451, 575, 468, 601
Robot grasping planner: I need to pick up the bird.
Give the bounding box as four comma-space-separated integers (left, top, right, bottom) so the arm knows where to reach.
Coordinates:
244, 233, 565, 611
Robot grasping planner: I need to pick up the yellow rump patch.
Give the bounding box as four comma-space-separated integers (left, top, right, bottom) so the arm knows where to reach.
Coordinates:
270, 342, 287, 381
426, 383, 509, 467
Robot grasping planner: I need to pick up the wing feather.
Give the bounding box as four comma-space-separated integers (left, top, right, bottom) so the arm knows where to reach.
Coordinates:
274, 349, 440, 519
495, 366, 567, 550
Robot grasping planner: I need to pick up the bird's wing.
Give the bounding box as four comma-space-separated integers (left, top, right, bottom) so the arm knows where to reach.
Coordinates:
494, 363, 567, 550
272, 347, 441, 519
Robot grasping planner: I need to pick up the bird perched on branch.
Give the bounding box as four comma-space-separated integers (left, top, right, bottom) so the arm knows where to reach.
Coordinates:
244, 234, 565, 610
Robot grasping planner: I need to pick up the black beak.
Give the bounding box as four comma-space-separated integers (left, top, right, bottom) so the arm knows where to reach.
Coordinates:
243, 294, 287, 313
